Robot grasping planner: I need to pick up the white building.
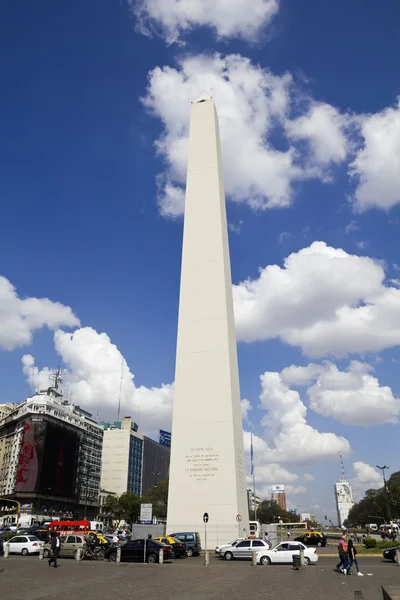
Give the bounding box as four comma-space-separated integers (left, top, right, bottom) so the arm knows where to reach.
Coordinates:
0, 385, 103, 525
335, 480, 354, 527
100, 417, 170, 498
247, 489, 261, 513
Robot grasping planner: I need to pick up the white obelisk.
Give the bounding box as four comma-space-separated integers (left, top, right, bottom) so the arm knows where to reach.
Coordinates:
167, 95, 249, 547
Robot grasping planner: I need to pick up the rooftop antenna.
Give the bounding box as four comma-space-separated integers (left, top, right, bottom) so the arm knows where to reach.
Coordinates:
117, 358, 123, 421
340, 453, 346, 480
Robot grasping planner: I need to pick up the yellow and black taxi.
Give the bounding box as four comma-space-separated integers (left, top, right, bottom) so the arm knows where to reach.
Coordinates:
153, 535, 187, 558
294, 531, 327, 547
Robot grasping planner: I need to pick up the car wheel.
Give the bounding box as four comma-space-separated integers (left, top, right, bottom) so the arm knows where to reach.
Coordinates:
317, 541, 322, 547
260, 555, 271, 566
43, 549, 50, 559
224, 551, 233, 561
21, 548, 29, 556
147, 553, 157, 564
186, 548, 194, 557
108, 551, 117, 562
394, 554, 398, 563
304, 557, 310, 566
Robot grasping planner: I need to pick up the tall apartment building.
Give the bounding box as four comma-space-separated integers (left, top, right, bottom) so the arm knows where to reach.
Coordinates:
271, 484, 287, 511
247, 489, 261, 513
0, 384, 103, 525
335, 480, 354, 527
100, 417, 170, 498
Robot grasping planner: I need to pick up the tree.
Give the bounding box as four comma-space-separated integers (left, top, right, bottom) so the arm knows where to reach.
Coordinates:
118, 492, 141, 524
141, 477, 169, 518
347, 472, 400, 527
255, 500, 300, 524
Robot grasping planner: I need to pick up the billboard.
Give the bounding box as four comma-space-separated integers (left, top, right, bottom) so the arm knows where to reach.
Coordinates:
272, 484, 285, 493
15, 419, 79, 497
140, 503, 153, 524
159, 429, 171, 448
301, 513, 311, 522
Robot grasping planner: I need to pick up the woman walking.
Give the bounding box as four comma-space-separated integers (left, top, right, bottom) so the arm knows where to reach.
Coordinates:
348, 538, 363, 576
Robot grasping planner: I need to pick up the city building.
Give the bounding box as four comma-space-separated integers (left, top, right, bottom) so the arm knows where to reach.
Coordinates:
0, 377, 103, 526
271, 484, 287, 511
247, 489, 261, 513
335, 480, 354, 527
334, 456, 354, 527
100, 417, 170, 498
166, 95, 249, 547
0, 404, 15, 424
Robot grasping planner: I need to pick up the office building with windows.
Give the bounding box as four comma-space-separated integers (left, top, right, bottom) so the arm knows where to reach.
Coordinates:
100, 417, 170, 497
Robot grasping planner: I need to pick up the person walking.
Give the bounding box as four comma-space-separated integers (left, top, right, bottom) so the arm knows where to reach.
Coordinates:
48, 532, 60, 568
336, 534, 350, 574
348, 538, 363, 576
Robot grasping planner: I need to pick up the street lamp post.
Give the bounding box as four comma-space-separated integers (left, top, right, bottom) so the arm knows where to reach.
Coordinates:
376, 465, 391, 522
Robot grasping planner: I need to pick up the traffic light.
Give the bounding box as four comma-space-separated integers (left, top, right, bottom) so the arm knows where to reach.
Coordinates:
325, 515, 327, 520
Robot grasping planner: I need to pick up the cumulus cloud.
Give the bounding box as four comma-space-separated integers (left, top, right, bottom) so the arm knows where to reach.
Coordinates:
286, 102, 351, 168
241, 399, 252, 422
133, 0, 279, 43
350, 98, 400, 211
307, 361, 400, 426
351, 461, 382, 499
234, 241, 400, 357
22, 327, 174, 438
281, 360, 400, 427
0, 275, 80, 351
143, 54, 350, 217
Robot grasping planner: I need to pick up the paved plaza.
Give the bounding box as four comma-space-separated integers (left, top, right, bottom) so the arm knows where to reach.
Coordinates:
0, 555, 399, 600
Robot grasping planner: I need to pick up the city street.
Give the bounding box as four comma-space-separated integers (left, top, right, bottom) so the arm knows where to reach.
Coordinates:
0, 555, 399, 600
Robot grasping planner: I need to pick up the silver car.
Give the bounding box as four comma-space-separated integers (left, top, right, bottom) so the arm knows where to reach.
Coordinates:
222, 538, 271, 560
215, 537, 246, 555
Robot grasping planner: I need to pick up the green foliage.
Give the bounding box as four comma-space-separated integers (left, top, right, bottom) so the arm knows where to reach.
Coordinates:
100, 478, 170, 523
3, 533, 16, 541
377, 540, 398, 549
141, 477, 169, 518
347, 470, 400, 526
364, 537, 377, 548
255, 500, 300, 524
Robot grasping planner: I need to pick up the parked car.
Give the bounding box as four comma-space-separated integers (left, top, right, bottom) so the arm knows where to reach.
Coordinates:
43, 535, 86, 560
169, 532, 201, 557
154, 536, 187, 558
220, 539, 272, 561
105, 538, 174, 563
256, 541, 318, 566
6, 535, 44, 555
27, 528, 50, 542
103, 534, 120, 544
383, 546, 400, 563
294, 532, 327, 547
215, 538, 252, 555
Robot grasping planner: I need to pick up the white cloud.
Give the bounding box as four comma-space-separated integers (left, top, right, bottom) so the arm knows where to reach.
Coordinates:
241, 398, 252, 422
143, 54, 350, 217
234, 241, 400, 357
350, 98, 400, 211
303, 473, 315, 482
133, 0, 279, 43
258, 371, 350, 464
345, 220, 359, 234
22, 327, 174, 438
278, 231, 290, 243
356, 240, 368, 249
286, 102, 350, 167
0, 275, 80, 351
285, 485, 307, 495
351, 461, 382, 500
389, 279, 400, 287
281, 360, 400, 427
228, 220, 243, 234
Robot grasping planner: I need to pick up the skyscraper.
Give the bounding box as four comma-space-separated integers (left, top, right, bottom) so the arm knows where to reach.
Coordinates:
166, 95, 249, 546
334, 455, 354, 527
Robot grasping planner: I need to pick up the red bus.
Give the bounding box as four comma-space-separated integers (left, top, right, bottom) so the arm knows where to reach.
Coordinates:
49, 520, 91, 535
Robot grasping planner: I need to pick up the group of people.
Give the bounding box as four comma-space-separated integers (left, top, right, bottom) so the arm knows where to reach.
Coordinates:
381, 528, 397, 541
337, 532, 363, 576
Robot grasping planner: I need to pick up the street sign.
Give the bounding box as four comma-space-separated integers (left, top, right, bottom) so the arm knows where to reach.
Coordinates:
140, 503, 153, 525
236, 514, 242, 522
203, 512, 209, 523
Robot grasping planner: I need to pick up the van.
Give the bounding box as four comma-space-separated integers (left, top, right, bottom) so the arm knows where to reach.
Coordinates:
366, 523, 378, 531
169, 532, 201, 557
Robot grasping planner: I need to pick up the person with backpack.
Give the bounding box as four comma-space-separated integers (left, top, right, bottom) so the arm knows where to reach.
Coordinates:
348, 538, 363, 576
336, 534, 350, 574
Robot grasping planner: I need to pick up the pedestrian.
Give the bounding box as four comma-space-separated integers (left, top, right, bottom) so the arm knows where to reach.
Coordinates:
336, 534, 350, 574
48, 532, 60, 568
287, 529, 291, 539
348, 538, 363, 576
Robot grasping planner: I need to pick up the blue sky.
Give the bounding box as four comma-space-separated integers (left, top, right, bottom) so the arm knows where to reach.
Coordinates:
1, 0, 400, 521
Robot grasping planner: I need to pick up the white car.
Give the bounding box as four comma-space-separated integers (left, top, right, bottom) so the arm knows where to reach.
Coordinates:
6, 535, 44, 555
215, 538, 246, 555
104, 534, 120, 544
221, 538, 272, 560
256, 541, 318, 566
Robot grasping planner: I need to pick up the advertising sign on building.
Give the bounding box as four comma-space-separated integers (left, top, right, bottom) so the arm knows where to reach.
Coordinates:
301, 513, 311, 522
140, 503, 153, 524
272, 484, 285, 492
159, 429, 171, 448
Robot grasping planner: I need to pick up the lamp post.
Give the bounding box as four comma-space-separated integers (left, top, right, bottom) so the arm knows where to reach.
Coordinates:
376, 465, 391, 521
